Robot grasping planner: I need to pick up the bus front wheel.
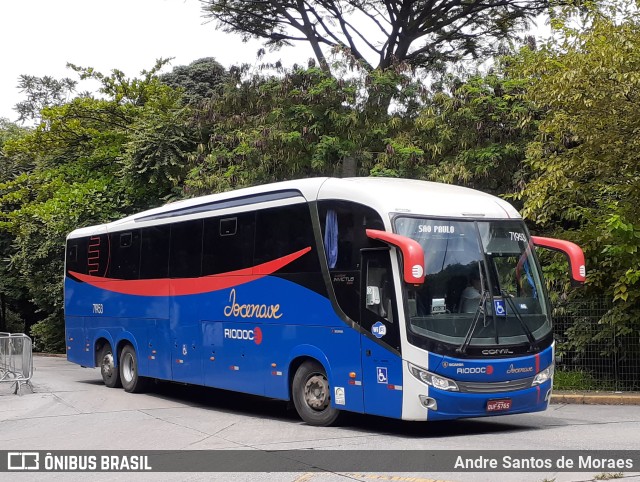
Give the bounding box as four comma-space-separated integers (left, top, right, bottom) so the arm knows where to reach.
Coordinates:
292, 361, 341, 426
98, 343, 121, 388
119, 345, 150, 393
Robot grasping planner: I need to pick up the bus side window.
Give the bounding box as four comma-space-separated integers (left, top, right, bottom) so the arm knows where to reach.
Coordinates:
140, 225, 170, 279
319, 201, 385, 272
254, 204, 319, 273
220, 218, 237, 236
108, 231, 141, 280
361, 249, 400, 352
363, 252, 395, 323
66, 238, 89, 275
202, 212, 255, 275
319, 201, 385, 323
170, 220, 203, 278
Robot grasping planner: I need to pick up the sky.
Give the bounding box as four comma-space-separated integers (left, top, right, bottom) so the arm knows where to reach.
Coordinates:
0, 1, 551, 123
0, 0, 315, 122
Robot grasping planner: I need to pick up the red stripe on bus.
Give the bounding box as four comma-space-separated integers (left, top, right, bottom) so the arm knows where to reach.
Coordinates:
68, 247, 311, 297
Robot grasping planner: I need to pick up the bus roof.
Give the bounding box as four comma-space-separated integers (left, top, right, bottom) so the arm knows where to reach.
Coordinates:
68, 177, 520, 239
319, 177, 519, 219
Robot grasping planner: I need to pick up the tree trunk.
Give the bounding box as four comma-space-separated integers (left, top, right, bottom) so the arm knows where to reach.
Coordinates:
341, 156, 357, 177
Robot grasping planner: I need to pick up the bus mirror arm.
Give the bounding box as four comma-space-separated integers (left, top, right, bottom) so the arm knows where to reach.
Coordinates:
365, 229, 425, 285
531, 236, 586, 287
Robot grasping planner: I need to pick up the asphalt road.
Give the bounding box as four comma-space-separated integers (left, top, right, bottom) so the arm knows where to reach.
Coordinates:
1, 355, 639, 482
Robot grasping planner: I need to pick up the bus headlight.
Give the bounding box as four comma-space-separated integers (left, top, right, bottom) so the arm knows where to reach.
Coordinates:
409, 363, 459, 391
532, 363, 554, 386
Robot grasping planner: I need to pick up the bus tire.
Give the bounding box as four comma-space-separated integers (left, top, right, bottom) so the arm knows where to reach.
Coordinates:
292, 360, 341, 426
119, 345, 150, 393
98, 343, 121, 388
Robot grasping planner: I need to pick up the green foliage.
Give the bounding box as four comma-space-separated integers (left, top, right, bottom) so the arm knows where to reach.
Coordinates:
0, 119, 36, 333
186, 61, 536, 196
121, 78, 198, 202
14, 75, 77, 124
0, 118, 29, 178
186, 65, 372, 192
160, 57, 229, 106
553, 369, 607, 390
369, 71, 538, 196
0, 62, 200, 350
2, 2, 640, 363
509, 11, 640, 337
30, 313, 65, 353
2, 172, 126, 304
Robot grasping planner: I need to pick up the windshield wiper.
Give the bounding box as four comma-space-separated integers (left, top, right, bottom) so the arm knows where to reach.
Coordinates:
456, 289, 490, 355
501, 290, 538, 352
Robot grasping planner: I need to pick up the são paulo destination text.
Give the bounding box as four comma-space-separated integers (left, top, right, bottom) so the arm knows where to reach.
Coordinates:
455, 455, 634, 470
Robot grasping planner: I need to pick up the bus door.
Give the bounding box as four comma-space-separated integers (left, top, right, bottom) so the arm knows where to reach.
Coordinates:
359, 248, 403, 419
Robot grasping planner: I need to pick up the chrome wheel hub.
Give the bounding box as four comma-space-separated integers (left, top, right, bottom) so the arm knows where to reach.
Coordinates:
122, 353, 134, 383
304, 374, 329, 411
101, 353, 115, 378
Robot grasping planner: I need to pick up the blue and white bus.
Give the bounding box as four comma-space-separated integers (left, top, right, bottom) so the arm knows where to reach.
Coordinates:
64, 177, 585, 425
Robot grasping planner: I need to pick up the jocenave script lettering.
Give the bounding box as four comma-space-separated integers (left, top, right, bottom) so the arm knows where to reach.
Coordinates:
223, 289, 282, 319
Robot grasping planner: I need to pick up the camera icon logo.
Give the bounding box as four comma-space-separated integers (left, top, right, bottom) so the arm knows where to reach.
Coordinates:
8, 452, 40, 470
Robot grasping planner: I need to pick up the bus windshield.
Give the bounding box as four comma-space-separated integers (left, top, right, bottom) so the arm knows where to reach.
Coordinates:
394, 217, 549, 352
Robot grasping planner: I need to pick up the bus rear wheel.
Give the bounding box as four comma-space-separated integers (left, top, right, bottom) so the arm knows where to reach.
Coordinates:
119, 345, 150, 393
292, 361, 341, 426
98, 343, 121, 388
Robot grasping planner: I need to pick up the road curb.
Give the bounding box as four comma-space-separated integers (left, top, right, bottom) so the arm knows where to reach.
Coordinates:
551, 391, 640, 405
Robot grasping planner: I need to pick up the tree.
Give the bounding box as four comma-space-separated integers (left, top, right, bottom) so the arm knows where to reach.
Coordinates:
508, 11, 640, 336
369, 68, 539, 196
0, 118, 29, 178
66, 60, 201, 203
200, 0, 563, 176
14, 75, 77, 124
185, 60, 436, 193
160, 57, 230, 106
186, 64, 363, 192
201, 0, 553, 74
0, 119, 36, 333
1, 96, 135, 348
186, 54, 537, 197
0, 62, 196, 350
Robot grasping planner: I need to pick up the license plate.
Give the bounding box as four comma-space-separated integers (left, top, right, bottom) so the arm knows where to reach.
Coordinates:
487, 399, 512, 412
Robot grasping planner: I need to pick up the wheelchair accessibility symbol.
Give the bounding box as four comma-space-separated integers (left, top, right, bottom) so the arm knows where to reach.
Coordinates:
494, 299, 506, 317
377, 367, 388, 384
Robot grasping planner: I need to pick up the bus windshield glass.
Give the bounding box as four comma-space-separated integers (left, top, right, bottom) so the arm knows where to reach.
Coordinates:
394, 217, 549, 350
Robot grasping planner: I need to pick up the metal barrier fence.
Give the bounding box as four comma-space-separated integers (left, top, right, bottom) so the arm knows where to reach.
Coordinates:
553, 298, 640, 391
0, 332, 33, 394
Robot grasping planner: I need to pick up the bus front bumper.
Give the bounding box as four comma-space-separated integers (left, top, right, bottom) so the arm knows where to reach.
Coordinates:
415, 379, 553, 421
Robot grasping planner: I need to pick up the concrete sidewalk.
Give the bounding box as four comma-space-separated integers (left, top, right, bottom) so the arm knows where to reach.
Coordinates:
551, 390, 640, 405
